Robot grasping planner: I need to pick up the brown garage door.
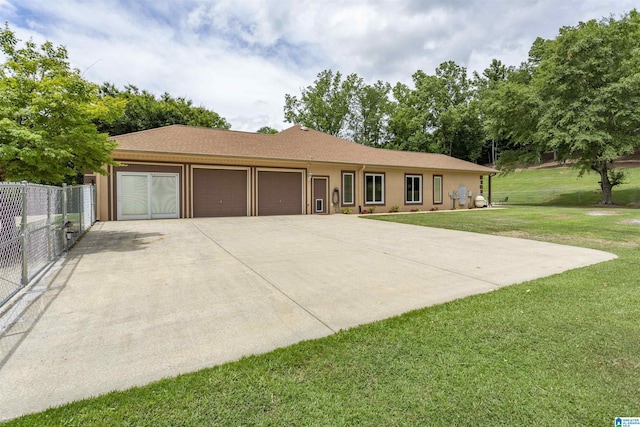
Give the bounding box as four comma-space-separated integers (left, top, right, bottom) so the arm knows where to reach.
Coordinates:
257, 170, 303, 216
193, 168, 248, 217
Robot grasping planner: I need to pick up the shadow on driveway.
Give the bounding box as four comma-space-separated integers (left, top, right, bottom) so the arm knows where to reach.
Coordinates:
0, 223, 164, 389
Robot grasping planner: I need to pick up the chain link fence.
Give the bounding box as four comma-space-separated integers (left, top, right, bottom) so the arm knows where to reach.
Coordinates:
0, 182, 95, 308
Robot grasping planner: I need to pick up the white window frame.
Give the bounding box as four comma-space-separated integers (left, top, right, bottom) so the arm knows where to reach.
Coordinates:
433, 175, 443, 205
365, 173, 385, 205
405, 174, 422, 204
342, 171, 355, 206
117, 172, 180, 220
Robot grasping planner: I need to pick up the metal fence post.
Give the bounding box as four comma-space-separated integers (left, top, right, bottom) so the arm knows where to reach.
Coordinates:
79, 186, 83, 233
47, 186, 52, 261
91, 185, 96, 224
21, 181, 28, 287
62, 183, 68, 251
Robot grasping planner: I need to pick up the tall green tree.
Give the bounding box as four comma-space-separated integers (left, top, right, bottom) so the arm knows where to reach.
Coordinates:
485, 11, 640, 204
349, 80, 393, 146
95, 84, 230, 136
441, 100, 485, 161
283, 70, 362, 138
0, 24, 124, 183
474, 59, 537, 165
387, 61, 485, 162
386, 82, 426, 151
532, 11, 640, 204
426, 61, 484, 161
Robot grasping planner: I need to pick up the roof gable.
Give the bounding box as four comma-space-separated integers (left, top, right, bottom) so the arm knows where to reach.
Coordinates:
111, 124, 497, 173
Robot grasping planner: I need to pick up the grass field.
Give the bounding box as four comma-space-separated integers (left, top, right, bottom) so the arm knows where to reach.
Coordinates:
5, 171, 640, 426
491, 166, 640, 206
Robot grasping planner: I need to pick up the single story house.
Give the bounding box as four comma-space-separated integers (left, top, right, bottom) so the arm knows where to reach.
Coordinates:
86, 124, 498, 221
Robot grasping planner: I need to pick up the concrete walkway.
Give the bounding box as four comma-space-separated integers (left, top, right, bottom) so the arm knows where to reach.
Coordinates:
0, 214, 616, 420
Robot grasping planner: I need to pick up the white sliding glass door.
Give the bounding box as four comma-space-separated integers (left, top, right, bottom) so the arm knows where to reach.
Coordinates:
117, 172, 179, 220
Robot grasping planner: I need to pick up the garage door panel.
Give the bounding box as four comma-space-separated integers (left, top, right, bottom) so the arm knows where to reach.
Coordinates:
193, 169, 248, 217
257, 171, 303, 216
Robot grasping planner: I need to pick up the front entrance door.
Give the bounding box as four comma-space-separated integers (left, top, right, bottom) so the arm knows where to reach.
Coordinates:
312, 177, 328, 214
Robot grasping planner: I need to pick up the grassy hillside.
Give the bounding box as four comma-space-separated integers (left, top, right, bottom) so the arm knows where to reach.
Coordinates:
490, 166, 640, 206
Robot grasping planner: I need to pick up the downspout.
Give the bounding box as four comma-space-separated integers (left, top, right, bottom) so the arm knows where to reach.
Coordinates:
359, 165, 365, 213
307, 163, 312, 215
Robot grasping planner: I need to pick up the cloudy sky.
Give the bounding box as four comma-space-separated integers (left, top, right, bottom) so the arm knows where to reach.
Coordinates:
1, 0, 636, 131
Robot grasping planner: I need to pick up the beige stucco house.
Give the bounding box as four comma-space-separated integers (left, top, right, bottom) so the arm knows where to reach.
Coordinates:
87, 124, 497, 221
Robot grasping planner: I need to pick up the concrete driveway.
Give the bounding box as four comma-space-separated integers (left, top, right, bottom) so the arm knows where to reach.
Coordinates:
0, 214, 616, 420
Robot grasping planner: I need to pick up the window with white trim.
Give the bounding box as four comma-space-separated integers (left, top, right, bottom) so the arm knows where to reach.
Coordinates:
342, 171, 354, 205
405, 175, 422, 204
365, 173, 384, 204
433, 175, 443, 204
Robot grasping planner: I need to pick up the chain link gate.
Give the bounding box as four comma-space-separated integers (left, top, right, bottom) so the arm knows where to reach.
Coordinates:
0, 182, 96, 308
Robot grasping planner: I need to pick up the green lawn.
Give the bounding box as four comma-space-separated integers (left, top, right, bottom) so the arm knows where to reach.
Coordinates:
491, 167, 640, 206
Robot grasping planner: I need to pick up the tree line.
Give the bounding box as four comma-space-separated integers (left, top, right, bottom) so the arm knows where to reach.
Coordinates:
284, 62, 485, 163
284, 10, 640, 203
95, 83, 231, 136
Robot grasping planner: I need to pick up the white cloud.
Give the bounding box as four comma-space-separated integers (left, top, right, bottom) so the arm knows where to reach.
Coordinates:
2, 0, 638, 131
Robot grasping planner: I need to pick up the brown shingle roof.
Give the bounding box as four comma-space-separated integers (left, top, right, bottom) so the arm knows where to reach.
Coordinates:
111, 125, 497, 173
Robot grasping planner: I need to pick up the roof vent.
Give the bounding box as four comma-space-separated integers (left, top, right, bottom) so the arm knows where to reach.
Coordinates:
300, 125, 308, 131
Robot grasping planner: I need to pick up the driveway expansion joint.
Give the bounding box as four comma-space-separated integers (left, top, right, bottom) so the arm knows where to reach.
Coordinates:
188, 220, 336, 334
